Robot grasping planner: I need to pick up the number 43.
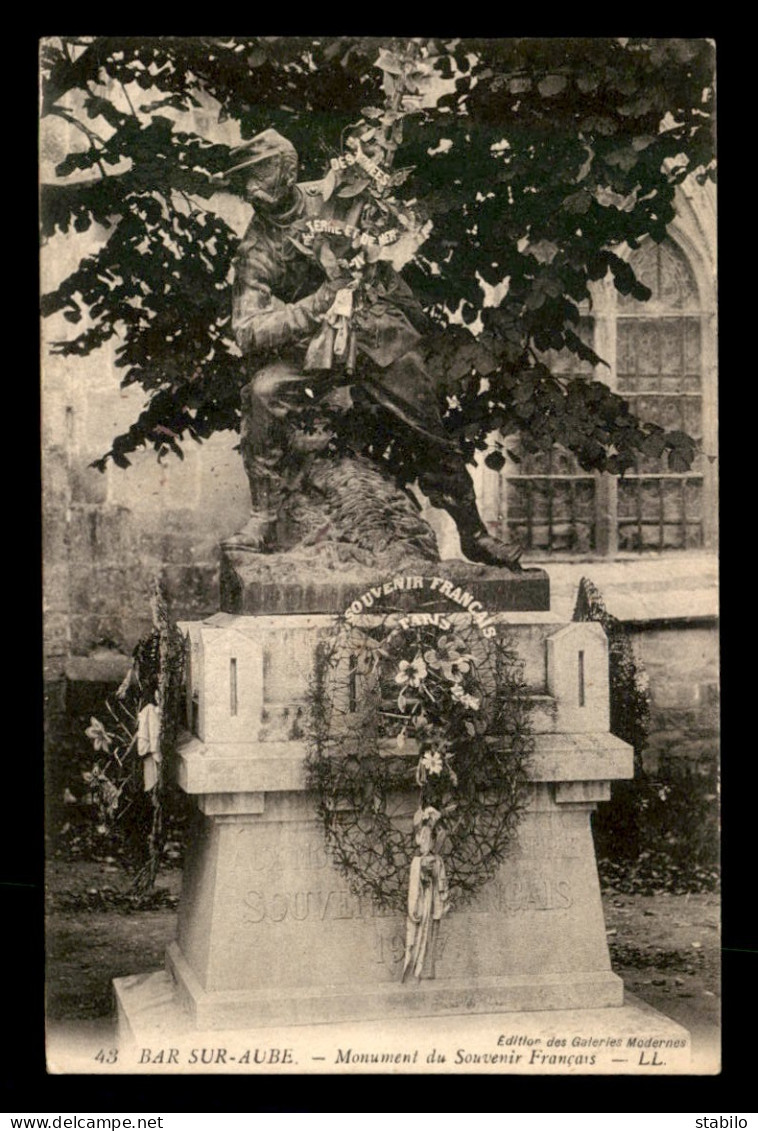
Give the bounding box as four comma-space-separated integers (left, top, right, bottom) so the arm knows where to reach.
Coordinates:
94, 1048, 118, 1063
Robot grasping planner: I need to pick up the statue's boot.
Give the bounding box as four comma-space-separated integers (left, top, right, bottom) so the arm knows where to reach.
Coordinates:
221, 511, 277, 553
221, 468, 280, 552
418, 460, 524, 571
225, 366, 340, 552
222, 377, 287, 553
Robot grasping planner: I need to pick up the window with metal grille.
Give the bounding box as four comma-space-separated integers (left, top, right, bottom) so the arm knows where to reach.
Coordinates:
499, 318, 597, 554
485, 235, 714, 557
616, 240, 704, 551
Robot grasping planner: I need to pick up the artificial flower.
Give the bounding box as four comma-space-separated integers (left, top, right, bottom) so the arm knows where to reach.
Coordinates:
395, 654, 428, 688
424, 635, 475, 681
450, 682, 481, 711
413, 805, 442, 829
421, 750, 444, 775
85, 716, 112, 752
82, 765, 104, 787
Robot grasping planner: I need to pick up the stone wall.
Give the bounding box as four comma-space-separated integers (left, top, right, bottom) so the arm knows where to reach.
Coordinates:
629, 622, 719, 776
41, 207, 252, 686
42, 344, 251, 682
41, 98, 254, 684
520, 555, 718, 778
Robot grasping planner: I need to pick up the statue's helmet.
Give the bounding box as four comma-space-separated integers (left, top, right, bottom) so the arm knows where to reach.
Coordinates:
219, 128, 299, 208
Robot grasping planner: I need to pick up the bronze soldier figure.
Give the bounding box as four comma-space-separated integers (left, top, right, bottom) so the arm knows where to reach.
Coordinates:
222, 129, 521, 569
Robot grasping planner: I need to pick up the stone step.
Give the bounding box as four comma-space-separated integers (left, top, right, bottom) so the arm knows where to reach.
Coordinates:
111, 971, 696, 1075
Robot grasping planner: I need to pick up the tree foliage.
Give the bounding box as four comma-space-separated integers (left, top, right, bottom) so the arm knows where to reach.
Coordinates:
40, 36, 715, 475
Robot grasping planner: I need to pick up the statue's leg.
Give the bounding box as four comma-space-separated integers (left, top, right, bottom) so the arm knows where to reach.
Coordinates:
363, 353, 523, 570
225, 361, 307, 551
417, 456, 523, 570
226, 361, 345, 552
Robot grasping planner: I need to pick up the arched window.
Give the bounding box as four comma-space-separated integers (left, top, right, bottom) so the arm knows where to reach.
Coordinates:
481, 230, 716, 558
615, 240, 705, 551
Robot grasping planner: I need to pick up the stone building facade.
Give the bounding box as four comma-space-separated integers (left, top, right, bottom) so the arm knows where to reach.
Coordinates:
430, 180, 717, 779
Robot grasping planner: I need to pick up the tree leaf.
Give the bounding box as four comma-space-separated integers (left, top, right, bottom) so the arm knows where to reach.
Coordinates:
632, 134, 656, 152
375, 49, 403, 75
668, 450, 692, 473
563, 188, 592, 214
605, 147, 639, 173
390, 166, 415, 188
529, 239, 559, 265
581, 114, 617, 136
39, 35, 715, 475
513, 380, 535, 404
247, 47, 267, 68
641, 429, 667, 459
538, 74, 568, 97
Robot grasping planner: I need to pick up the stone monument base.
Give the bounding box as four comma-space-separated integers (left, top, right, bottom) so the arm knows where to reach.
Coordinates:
114, 971, 694, 1074
164, 940, 623, 1029
219, 552, 550, 615
112, 565, 694, 1073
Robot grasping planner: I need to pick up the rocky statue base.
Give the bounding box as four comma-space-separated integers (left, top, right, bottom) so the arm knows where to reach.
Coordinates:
113, 558, 693, 1070
220, 550, 550, 615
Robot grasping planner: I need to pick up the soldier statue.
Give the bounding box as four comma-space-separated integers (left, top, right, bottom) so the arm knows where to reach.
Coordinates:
220, 128, 522, 570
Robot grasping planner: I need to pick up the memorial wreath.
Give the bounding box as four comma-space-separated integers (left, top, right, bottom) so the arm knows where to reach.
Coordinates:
305, 580, 534, 920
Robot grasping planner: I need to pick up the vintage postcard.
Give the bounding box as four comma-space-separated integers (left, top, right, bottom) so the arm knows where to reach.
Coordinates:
41, 36, 718, 1076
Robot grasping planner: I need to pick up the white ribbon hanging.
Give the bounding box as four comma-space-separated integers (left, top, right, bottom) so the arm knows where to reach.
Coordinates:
136, 702, 162, 791
402, 807, 450, 981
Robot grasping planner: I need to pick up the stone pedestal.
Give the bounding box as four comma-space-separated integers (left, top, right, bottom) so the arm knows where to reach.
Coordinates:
115, 563, 646, 1041
164, 773, 628, 1029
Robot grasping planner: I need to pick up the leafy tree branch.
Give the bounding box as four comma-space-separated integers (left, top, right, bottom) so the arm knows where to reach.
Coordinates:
40, 36, 715, 476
